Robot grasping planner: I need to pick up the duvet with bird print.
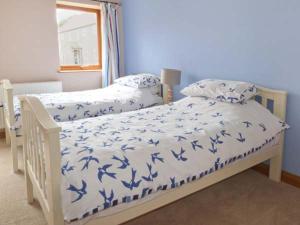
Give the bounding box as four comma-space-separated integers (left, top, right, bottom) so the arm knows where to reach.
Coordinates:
59, 96, 288, 222
12, 84, 162, 133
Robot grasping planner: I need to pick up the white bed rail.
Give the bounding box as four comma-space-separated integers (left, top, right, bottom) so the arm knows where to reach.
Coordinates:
20, 85, 288, 225
20, 96, 64, 225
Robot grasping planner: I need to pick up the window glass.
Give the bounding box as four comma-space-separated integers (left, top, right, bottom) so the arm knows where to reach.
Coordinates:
56, 7, 99, 68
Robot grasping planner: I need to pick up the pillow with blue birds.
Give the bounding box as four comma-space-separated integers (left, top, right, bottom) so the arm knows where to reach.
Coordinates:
181, 79, 257, 104
115, 74, 161, 88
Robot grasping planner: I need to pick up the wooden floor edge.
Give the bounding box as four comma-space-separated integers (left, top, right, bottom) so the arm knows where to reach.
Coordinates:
253, 164, 300, 188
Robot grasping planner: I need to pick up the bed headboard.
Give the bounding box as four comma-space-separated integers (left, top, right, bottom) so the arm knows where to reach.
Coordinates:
254, 86, 287, 121
0, 79, 63, 130
254, 86, 287, 182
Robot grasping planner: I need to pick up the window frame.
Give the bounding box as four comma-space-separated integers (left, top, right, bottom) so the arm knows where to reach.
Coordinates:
56, 4, 102, 72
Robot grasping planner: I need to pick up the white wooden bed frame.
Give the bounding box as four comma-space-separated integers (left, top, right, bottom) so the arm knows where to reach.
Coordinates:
1, 79, 167, 173
0, 79, 63, 172
19, 85, 287, 225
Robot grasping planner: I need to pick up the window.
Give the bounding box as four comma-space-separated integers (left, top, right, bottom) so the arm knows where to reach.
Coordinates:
56, 4, 101, 71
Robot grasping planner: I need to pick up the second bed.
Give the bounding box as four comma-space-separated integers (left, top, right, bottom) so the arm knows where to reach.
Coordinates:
1, 76, 163, 172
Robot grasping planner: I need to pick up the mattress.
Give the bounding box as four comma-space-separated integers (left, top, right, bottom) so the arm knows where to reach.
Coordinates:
58, 96, 288, 222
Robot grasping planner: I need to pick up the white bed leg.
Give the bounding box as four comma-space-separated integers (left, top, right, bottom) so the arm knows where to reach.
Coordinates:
269, 153, 282, 182
269, 134, 285, 182
5, 127, 10, 144
10, 132, 18, 173
25, 169, 34, 203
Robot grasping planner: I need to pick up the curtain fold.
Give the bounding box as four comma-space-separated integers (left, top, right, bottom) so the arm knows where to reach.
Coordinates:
101, 3, 121, 87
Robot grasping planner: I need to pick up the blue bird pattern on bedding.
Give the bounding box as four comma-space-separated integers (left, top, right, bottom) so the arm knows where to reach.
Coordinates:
181, 79, 257, 104
59, 97, 288, 222
12, 84, 163, 133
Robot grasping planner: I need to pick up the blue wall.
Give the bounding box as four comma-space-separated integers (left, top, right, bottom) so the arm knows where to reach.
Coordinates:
122, 0, 300, 175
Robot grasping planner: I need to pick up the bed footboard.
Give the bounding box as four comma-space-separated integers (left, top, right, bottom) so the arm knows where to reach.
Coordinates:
255, 86, 287, 182
20, 96, 64, 225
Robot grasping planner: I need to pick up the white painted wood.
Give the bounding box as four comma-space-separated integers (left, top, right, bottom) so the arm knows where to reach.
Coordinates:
1, 80, 21, 172
21, 102, 34, 203
0, 106, 4, 130
19, 84, 288, 225
20, 96, 63, 225
1, 79, 62, 172
10, 130, 19, 172
256, 86, 287, 181
0, 83, 4, 130
5, 123, 10, 144
0, 108, 5, 132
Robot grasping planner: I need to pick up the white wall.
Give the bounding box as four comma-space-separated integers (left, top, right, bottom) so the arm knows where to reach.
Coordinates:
0, 0, 104, 91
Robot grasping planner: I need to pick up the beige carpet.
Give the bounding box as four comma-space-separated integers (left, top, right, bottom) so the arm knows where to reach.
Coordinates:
1, 140, 300, 225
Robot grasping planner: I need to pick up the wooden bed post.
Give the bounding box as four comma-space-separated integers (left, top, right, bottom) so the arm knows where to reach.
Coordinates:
45, 131, 64, 225
10, 130, 19, 173
271, 90, 287, 182
269, 146, 283, 182
1, 81, 10, 145
5, 124, 10, 144
257, 87, 287, 182
2, 79, 19, 172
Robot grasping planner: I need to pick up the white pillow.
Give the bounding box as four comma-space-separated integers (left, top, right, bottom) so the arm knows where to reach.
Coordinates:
115, 74, 160, 88
181, 79, 257, 103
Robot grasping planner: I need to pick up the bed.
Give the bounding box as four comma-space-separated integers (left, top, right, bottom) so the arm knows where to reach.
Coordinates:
19, 85, 288, 225
1, 79, 164, 172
